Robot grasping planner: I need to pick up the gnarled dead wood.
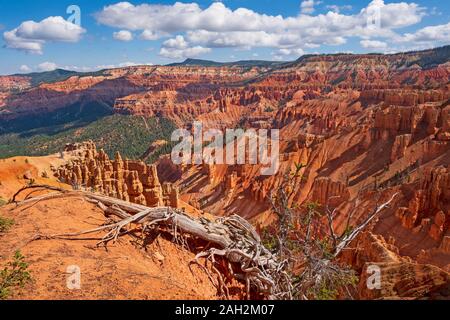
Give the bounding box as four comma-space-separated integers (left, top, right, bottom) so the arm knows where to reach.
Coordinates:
13, 185, 291, 300
12, 184, 66, 203
333, 192, 398, 258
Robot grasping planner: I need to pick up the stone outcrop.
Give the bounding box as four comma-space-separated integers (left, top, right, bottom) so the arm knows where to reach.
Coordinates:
57, 141, 180, 208
308, 177, 350, 208
395, 166, 450, 245
360, 89, 449, 106
0, 76, 30, 92
390, 134, 412, 162
341, 232, 449, 300
372, 105, 437, 140
358, 261, 450, 299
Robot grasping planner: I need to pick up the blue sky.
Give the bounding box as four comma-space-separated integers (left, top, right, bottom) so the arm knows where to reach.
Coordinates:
0, 0, 449, 75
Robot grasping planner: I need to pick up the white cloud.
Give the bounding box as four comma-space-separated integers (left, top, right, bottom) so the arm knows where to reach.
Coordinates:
398, 22, 450, 43
361, 0, 424, 29
37, 62, 58, 72
95, 2, 286, 33
159, 35, 211, 59
272, 55, 284, 61
360, 39, 388, 49
326, 5, 352, 13
95, 1, 427, 57
113, 30, 133, 41
61, 65, 96, 72
3, 16, 85, 54
163, 35, 189, 49
3, 30, 44, 54
19, 65, 32, 73
117, 61, 153, 67
140, 30, 163, 40
186, 30, 294, 48
159, 46, 211, 59
62, 62, 154, 72
301, 1, 322, 15
277, 48, 305, 56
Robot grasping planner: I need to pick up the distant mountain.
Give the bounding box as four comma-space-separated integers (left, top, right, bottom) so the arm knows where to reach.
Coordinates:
291, 45, 450, 69
167, 58, 287, 67
13, 69, 80, 86
412, 45, 450, 68
167, 58, 223, 67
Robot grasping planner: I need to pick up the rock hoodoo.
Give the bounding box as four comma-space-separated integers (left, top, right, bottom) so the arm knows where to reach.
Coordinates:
57, 141, 180, 208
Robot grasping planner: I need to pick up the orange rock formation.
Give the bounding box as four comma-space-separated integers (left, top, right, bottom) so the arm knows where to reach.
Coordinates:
56, 141, 180, 208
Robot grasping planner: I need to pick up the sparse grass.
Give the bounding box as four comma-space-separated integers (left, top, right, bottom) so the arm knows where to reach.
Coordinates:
0, 251, 31, 300
0, 215, 13, 233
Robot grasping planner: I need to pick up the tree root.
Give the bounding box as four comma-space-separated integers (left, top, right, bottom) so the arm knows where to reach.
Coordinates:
13, 185, 292, 300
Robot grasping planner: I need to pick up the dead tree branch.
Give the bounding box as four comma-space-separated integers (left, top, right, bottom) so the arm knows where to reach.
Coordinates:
13, 185, 292, 300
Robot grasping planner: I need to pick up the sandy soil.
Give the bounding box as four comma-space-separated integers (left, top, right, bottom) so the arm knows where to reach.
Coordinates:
0, 196, 237, 300
0, 154, 71, 201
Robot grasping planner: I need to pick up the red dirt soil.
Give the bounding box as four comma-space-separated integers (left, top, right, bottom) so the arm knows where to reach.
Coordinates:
0, 196, 240, 300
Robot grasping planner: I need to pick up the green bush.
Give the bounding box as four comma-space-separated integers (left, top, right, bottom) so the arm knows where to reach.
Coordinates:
0, 251, 31, 299
261, 228, 278, 252
315, 285, 339, 300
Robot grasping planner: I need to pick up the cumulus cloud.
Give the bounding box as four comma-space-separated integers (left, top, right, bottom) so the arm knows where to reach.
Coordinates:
96, 2, 286, 33
160, 46, 211, 59
113, 30, 133, 41
300, 1, 322, 15
37, 61, 58, 72
140, 30, 164, 40
360, 39, 388, 49
361, 0, 424, 29
398, 22, 450, 43
19, 65, 32, 73
3, 16, 85, 54
326, 5, 352, 13
186, 30, 299, 48
159, 35, 211, 59
3, 31, 44, 54
95, 1, 427, 58
277, 48, 306, 56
